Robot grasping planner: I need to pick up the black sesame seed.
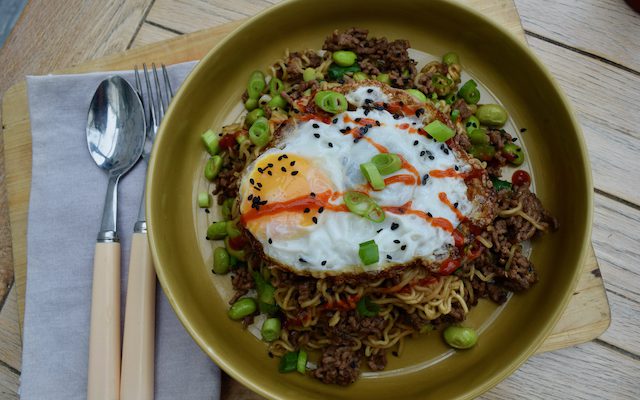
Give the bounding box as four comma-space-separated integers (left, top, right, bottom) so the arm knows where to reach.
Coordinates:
206, 236, 210, 240
318, 207, 324, 213
367, 88, 373, 93
249, 178, 255, 184
282, 154, 288, 159
392, 351, 399, 357
248, 194, 253, 201
204, 208, 210, 214
377, 229, 383, 233
268, 352, 274, 358
354, 139, 360, 143
391, 223, 399, 230
257, 168, 263, 173
268, 171, 273, 176
268, 238, 273, 244
427, 212, 433, 217
278, 155, 284, 161
267, 163, 273, 168
443, 148, 449, 155
291, 170, 299, 176
310, 192, 316, 197
365, 98, 373, 104
355, 118, 362, 122
257, 182, 262, 188
374, 105, 384, 111
422, 174, 429, 185
454, 165, 459, 171
312, 123, 319, 129
454, 202, 459, 208
386, 255, 392, 260
332, 118, 338, 124
415, 108, 425, 117
304, 208, 310, 213
420, 150, 426, 157
299, 258, 307, 263
314, 133, 321, 138
413, 140, 419, 146
393, 114, 401, 120
290, 161, 296, 166
364, 109, 370, 116
401, 245, 407, 251
375, 120, 381, 126
312, 216, 318, 224
511, 137, 518, 142
393, 239, 401, 244
321, 260, 327, 266
359, 126, 368, 135
281, 166, 287, 172
328, 142, 333, 148
339, 128, 347, 133
520, 128, 527, 133
428, 155, 435, 160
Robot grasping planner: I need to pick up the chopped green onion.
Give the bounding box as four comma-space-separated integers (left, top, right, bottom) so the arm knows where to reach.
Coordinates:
327, 63, 361, 80
358, 240, 379, 265
356, 296, 380, 316
269, 78, 284, 97
236, 133, 250, 146
343, 191, 385, 223
267, 95, 287, 110
458, 79, 480, 104
245, 108, 265, 127
371, 153, 402, 175
469, 144, 496, 161
226, 220, 242, 238
442, 52, 460, 66
352, 71, 368, 81
204, 156, 223, 181
360, 162, 385, 190
207, 221, 228, 240
425, 120, 455, 142
252, 271, 278, 315
201, 129, 220, 155
221, 197, 235, 220
431, 73, 453, 91
247, 70, 265, 99
197, 192, 211, 208
279, 351, 299, 373
244, 97, 258, 111
376, 73, 391, 84
450, 109, 460, 121
296, 350, 308, 374
213, 247, 230, 275
468, 128, 489, 145
249, 117, 271, 147
303, 67, 316, 82
315, 91, 348, 114
444, 92, 458, 105
261, 318, 281, 342
491, 177, 512, 192
228, 298, 257, 320
405, 89, 427, 103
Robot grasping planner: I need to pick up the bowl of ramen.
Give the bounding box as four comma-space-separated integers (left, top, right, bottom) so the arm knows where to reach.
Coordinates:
147, 0, 592, 398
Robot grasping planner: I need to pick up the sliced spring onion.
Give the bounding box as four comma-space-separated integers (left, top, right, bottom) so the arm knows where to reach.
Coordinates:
204, 155, 223, 181
226, 220, 242, 238
206, 221, 228, 240
197, 192, 211, 208
358, 240, 379, 265
431, 73, 453, 91
458, 79, 480, 104
371, 153, 402, 175
261, 318, 282, 342
278, 351, 299, 373
252, 271, 278, 315
360, 162, 385, 190
491, 177, 512, 192
245, 108, 265, 127
425, 120, 455, 142
224, 236, 246, 261
296, 350, 308, 374
315, 91, 348, 114
303, 67, 316, 82
343, 191, 385, 223
267, 95, 287, 110
327, 63, 361, 80
356, 296, 380, 317
269, 77, 284, 97
248, 117, 271, 147
247, 70, 265, 99
376, 73, 391, 84
244, 97, 258, 111
201, 129, 220, 155
450, 109, 460, 121
352, 71, 368, 81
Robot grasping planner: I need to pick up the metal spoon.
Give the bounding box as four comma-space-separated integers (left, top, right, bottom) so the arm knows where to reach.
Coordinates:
86, 76, 146, 400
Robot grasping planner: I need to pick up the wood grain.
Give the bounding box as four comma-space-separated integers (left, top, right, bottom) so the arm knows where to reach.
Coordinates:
0, 287, 21, 372
0, 0, 154, 98
515, 0, 640, 71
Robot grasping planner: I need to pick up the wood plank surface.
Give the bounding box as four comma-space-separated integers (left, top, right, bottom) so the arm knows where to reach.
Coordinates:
1, 0, 639, 399
515, 0, 640, 71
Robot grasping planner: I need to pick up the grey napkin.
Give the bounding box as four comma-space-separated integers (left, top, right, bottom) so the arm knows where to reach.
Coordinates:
21, 62, 221, 400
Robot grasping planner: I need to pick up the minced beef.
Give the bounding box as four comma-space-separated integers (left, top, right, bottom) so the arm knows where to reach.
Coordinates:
367, 350, 387, 371
313, 345, 361, 385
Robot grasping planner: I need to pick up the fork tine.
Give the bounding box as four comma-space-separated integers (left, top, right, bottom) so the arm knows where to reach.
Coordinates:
152, 63, 165, 120
143, 63, 158, 134
161, 64, 174, 102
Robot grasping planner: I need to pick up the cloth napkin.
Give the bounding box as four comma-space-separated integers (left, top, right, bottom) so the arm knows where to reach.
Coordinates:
21, 62, 221, 400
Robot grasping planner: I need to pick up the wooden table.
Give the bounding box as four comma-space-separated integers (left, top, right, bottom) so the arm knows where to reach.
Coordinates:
0, 0, 639, 398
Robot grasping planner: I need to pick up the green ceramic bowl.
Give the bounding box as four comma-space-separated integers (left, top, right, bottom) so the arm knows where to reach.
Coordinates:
147, 0, 592, 398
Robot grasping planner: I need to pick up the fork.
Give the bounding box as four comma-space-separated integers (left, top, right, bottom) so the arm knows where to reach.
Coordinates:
120, 64, 173, 400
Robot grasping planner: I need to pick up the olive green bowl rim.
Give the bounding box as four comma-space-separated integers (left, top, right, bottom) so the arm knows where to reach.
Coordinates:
147, 0, 593, 398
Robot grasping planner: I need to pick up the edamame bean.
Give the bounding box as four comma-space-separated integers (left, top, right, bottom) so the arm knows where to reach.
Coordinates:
221, 198, 235, 220
204, 156, 223, 181
469, 144, 496, 161
332, 50, 357, 67
352, 71, 367, 81
443, 325, 478, 349
245, 108, 265, 127
476, 104, 508, 127
464, 116, 480, 133
213, 247, 231, 275
267, 95, 288, 109
405, 89, 427, 103
303, 67, 317, 82
261, 318, 282, 342
468, 128, 490, 145
228, 298, 257, 320
376, 73, 391, 84
442, 52, 460, 66
226, 220, 242, 238
503, 143, 525, 165
207, 221, 228, 240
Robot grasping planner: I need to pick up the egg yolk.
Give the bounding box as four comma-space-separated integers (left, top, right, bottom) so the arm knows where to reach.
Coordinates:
240, 153, 334, 240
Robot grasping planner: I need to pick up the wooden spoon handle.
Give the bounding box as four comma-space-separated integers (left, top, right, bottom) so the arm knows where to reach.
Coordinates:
87, 242, 121, 400
120, 233, 156, 400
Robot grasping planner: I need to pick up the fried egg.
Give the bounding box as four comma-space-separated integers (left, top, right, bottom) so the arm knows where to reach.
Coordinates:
238, 81, 493, 277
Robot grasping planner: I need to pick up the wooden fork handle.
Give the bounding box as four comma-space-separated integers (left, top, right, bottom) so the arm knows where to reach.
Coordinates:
120, 233, 156, 400
88, 242, 121, 400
